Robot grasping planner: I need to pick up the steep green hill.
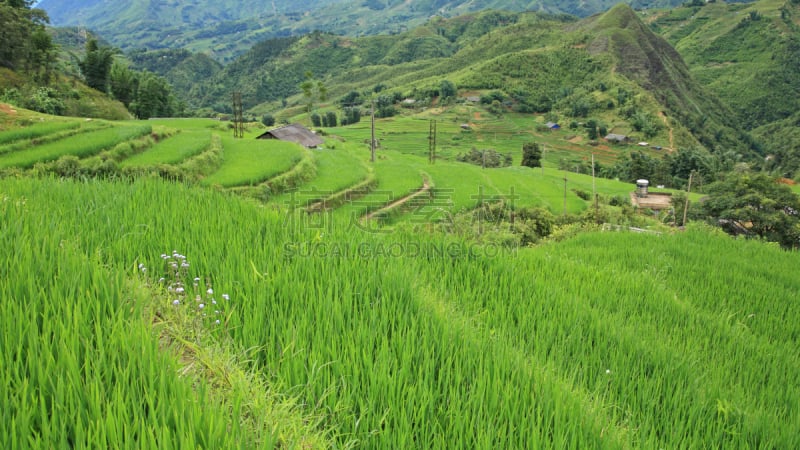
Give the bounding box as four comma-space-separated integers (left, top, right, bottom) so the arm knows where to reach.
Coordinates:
648, 0, 800, 127
189, 7, 753, 163
37, 0, 687, 62
645, 0, 800, 176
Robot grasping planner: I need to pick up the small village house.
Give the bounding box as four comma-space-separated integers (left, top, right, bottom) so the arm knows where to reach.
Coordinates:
256, 123, 324, 148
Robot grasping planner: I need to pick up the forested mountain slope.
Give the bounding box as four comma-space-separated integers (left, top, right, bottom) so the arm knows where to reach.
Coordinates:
646, 0, 800, 177
37, 0, 688, 61
184, 6, 754, 161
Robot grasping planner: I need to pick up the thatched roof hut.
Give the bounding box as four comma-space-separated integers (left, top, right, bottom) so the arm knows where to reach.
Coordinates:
256, 123, 323, 148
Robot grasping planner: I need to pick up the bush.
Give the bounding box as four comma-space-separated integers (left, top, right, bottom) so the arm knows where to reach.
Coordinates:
456, 148, 512, 168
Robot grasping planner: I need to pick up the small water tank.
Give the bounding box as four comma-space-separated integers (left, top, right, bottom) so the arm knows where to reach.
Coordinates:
636, 179, 649, 198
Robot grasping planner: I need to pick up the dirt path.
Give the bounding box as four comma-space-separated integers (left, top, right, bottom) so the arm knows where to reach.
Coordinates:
658, 111, 674, 151
363, 177, 431, 221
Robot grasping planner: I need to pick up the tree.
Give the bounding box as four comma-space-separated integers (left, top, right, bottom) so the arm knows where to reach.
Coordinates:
585, 119, 598, 140
109, 61, 138, 107
521, 142, 542, 168
341, 106, 361, 126
129, 71, 175, 119
456, 148, 512, 168
439, 79, 457, 100
26, 27, 55, 82
300, 71, 327, 113
701, 172, 800, 249
261, 114, 275, 127
324, 111, 337, 127
79, 38, 116, 92
0, 1, 52, 75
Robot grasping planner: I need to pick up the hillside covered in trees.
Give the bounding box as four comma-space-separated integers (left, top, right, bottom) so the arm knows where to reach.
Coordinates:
38, 0, 693, 62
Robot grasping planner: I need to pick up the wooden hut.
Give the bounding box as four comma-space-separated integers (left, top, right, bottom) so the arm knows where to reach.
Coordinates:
256, 123, 323, 148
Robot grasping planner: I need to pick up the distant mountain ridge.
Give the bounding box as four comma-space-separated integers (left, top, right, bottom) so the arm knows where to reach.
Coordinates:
152, 5, 751, 164
36, 0, 688, 61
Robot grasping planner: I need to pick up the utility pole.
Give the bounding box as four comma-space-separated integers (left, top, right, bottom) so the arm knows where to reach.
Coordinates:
541, 144, 546, 176
428, 120, 437, 164
232, 92, 244, 138
370, 99, 376, 162
682, 171, 694, 227
563, 172, 568, 216
592, 153, 598, 212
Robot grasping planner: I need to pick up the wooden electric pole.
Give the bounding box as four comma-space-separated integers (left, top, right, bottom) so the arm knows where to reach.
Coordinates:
428, 120, 437, 164
370, 99, 376, 162
592, 153, 598, 212
682, 171, 693, 227
232, 92, 244, 138
541, 144, 546, 176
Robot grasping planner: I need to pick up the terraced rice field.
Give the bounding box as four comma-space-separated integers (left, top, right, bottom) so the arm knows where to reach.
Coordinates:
121, 129, 212, 166
0, 124, 151, 168
2, 175, 798, 449
202, 135, 305, 187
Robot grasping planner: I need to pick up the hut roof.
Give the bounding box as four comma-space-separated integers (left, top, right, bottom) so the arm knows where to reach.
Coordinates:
257, 123, 323, 148
604, 133, 629, 142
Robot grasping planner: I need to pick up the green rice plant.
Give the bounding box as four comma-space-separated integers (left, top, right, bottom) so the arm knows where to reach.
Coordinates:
332, 150, 426, 220
2, 176, 799, 449
0, 120, 80, 145
0, 178, 335, 449
0, 125, 152, 169
179, 134, 224, 177
202, 136, 304, 187
120, 130, 212, 167
271, 143, 372, 208
0, 121, 109, 156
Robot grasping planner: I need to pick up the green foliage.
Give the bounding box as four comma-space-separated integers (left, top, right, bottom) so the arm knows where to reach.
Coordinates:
109, 61, 137, 107
129, 71, 181, 119
657, 0, 800, 147
340, 106, 361, 126
2, 86, 65, 115
79, 38, 116, 92
630, 111, 662, 138
321, 111, 338, 127
374, 94, 398, 118
456, 147, 513, 168
521, 141, 542, 168
300, 71, 328, 113
0, 1, 53, 78
439, 79, 457, 100
701, 171, 800, 248
756, 113, 800, 179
